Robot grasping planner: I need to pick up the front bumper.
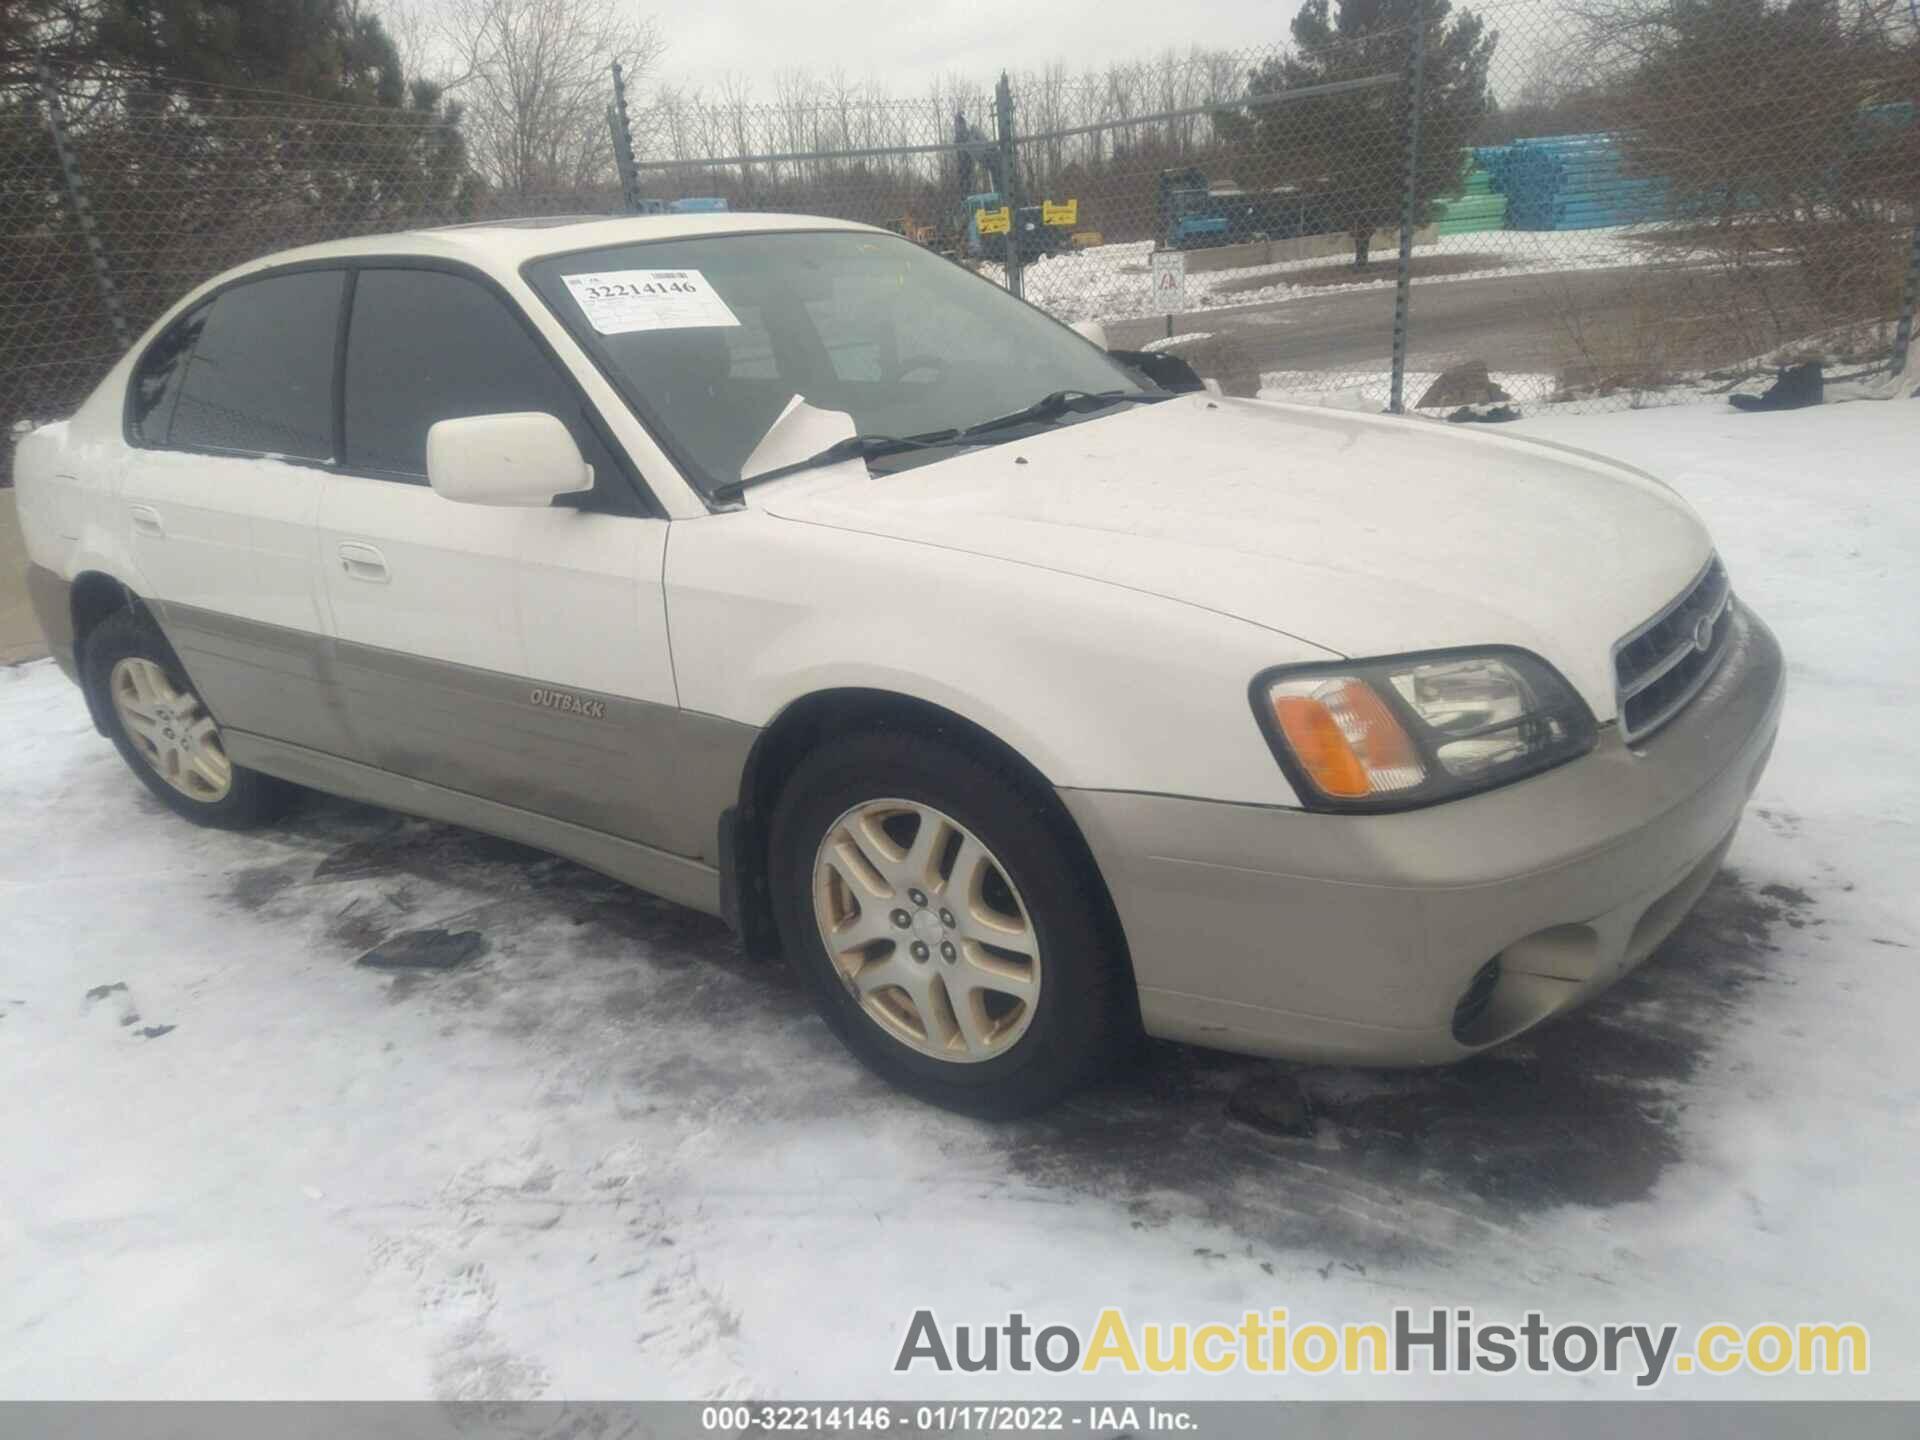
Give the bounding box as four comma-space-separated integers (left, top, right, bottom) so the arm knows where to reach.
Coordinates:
1062, 604, 1785, 1065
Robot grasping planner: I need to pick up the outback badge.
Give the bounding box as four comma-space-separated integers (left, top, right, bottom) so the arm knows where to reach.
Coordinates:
529, 686, 606, 720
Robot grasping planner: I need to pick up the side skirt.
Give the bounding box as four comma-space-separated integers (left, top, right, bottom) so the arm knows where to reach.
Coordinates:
224, 730, 724, 917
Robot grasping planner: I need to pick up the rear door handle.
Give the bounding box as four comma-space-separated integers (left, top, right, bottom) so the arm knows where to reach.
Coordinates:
337, 542, 390, 583
129, 504, 164, 538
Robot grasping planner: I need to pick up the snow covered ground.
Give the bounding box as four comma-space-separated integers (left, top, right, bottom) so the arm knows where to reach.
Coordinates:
1259, 369, 1558, 411
995, 227, 1655, 325
1260, 323, 1909, 412
3, 400, 1918, 1401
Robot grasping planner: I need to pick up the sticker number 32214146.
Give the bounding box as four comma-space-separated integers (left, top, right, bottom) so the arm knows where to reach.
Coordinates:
578, 277, 692, 299
561, 268, 742, 335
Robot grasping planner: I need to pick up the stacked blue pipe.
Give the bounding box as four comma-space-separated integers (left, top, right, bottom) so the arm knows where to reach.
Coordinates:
1472, 133, 1668, 230
1471, 108, 1912, 232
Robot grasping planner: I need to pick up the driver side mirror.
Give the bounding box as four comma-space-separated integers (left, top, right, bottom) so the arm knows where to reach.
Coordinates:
426, 412, 594, 508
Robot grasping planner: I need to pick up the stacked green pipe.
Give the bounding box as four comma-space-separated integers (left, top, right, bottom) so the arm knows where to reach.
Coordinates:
1432, 154, 1507, 234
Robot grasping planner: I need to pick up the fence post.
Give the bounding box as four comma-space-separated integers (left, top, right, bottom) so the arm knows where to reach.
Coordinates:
995, 72, 1024, 300
1388, 0, 1429, 416
1892, 220, 1920, 380
609, 61, 641, 213
36, 54, 130, 351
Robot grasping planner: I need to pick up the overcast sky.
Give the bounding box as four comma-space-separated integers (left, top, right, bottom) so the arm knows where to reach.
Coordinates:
402, 0, 1303, 101
656, 1, 1298, 95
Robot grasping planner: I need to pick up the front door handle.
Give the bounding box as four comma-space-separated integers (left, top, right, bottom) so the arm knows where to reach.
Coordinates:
337, 542, 390, 583
129, 504, 164, 538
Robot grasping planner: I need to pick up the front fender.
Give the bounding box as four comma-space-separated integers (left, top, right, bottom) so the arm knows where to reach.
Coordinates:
666, 510, 1333, 805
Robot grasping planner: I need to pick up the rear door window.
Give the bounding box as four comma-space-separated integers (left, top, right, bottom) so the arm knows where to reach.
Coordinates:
128, 302, 208, 445
168, 270, 343, 460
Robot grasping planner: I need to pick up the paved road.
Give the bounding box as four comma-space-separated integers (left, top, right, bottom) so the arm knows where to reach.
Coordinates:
1105, 264, 1766, 385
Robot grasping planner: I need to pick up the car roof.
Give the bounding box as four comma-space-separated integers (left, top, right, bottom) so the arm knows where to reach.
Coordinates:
217, 211, 884, 281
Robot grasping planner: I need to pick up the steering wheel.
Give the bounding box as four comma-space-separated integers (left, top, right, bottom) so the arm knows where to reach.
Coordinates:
889, 353, 948, 385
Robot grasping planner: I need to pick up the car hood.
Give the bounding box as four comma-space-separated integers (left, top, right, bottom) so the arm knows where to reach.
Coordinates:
756, 395, 1714, 719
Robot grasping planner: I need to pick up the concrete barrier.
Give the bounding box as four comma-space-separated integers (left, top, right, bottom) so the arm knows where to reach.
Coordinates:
1, 490, 47, 666
1173, 225, 1437, 275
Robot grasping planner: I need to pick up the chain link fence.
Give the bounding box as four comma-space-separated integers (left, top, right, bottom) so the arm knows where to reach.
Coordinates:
1408, 0, 1920, 413
5, 0, 1918, 483
612, 0, 1920, 417
1, 61, 601, 483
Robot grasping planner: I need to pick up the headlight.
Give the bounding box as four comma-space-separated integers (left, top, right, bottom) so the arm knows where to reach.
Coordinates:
1251, 648, 1598, 812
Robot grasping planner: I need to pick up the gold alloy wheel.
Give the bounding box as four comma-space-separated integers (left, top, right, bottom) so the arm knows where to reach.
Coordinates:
108, 657, 233, 802
811, 798, 1042, 1063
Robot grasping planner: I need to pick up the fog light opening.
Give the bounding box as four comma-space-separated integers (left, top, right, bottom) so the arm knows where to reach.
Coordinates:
1450, 956, 1503, 1044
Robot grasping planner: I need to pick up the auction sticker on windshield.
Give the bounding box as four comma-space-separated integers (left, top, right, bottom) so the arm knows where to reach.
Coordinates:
561, 269, 741, 334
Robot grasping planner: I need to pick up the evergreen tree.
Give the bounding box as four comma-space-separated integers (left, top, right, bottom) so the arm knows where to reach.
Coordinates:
1226, 0, 1496, 269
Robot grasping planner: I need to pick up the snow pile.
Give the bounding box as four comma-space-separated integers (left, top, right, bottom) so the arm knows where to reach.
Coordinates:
1141, 331, 1215, 353
1257, 320, 1915, 414
1260, 370, 1555, 411
1828, 323, 1920, 403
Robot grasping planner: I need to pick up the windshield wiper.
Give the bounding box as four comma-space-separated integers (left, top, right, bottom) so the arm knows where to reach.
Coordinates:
712, 429, 964, 501
712, 388, 1173, 502
960, 387, 1171, 439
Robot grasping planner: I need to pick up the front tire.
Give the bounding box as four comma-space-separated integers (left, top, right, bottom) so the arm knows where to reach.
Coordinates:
768, 731, 1131, 1116
84, 606, 293, 829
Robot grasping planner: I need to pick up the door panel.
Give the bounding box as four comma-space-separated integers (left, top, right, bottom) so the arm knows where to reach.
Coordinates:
122, 449, 351, 757
318, 624, 745, 861
153, 603, 352, 761
124, 405, 334, 634
318, 263, 710, 852
316, 475, 689, 850
117, 268, 349, 754
317, 262, 702, 853
319, 474, 521, 674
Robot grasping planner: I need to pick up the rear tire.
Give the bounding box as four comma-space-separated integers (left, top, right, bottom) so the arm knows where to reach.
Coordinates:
83, 606, 294, 830
768, 730, 1130, 1116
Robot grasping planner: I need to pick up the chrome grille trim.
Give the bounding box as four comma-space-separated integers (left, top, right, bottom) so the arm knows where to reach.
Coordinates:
1612, 555, 1734, 743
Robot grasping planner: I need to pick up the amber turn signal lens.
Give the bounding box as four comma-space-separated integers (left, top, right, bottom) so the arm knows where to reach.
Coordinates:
1271, 695, 1371, 796
1269, 680, 1426, 800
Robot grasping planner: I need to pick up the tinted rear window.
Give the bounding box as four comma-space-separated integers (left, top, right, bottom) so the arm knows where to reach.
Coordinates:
129, 302, 207, 445
169, 270, 343, 459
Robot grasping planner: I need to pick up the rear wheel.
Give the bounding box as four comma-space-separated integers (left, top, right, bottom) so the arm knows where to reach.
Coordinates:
84, 606, 293, 829
769, 731, 1130, 1115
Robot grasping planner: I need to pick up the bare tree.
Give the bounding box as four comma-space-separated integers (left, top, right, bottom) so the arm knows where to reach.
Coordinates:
428, 0, 664, 198
716, 73, 754, 192
595, 41, 1312, 239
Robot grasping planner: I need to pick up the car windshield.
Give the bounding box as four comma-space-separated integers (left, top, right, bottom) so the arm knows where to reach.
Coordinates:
525, 229, 1148, 496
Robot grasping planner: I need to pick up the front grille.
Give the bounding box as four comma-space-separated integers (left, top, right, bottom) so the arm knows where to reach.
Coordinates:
1613, 556, 1733, 742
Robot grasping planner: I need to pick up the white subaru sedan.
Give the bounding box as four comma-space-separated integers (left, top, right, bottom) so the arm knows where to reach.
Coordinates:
14, 213, 1783, 1114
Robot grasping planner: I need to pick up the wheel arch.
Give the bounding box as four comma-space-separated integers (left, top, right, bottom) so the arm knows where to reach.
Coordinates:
71, 569, 135, 642
722, 687, 1137, 1013
68, 570, 152, 733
